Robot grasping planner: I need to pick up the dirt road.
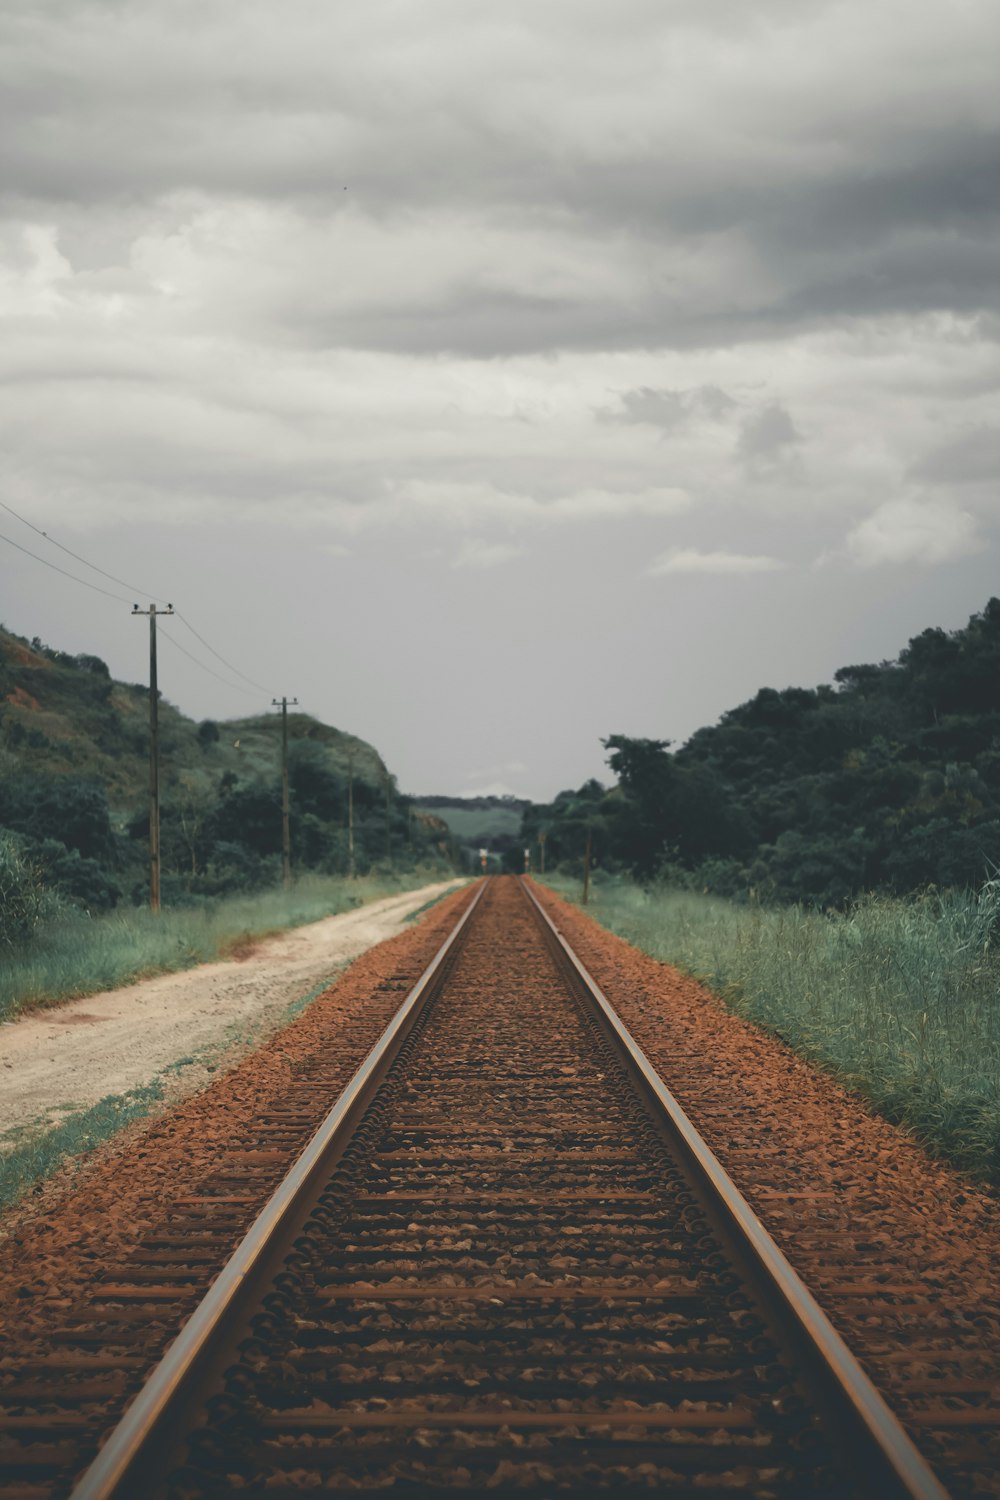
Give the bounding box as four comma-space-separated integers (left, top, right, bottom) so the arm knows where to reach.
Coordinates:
0, 879, 464, 1146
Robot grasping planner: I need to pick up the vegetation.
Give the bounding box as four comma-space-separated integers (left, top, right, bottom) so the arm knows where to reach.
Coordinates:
545, 872, 1000, 1181
0, 1081, 166, 1211
415, 795, 528, 871
0, 870, 438, 1022
522, 599, 1000, 906
0, 621, 453, 897
0, 623, 458, 1012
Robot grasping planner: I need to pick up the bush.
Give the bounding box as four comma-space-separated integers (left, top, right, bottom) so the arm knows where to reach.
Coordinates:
0, 775, 116, 861
33, 841, 122, 912
0, 835, 50, 948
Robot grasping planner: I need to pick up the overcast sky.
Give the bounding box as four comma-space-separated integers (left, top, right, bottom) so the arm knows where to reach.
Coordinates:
2, 0, 998, 799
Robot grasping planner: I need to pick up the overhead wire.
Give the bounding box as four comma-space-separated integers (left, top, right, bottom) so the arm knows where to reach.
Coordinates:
0, 498, 168, 604
2, 502, 279, 702
157, 623, 261, 698
173, 610, 271, 694
0, 528, 133, 605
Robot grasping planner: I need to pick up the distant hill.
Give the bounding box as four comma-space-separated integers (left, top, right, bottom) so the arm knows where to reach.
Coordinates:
0, 626, 447, 907
0, 628, 389, 817
414, 795, 528, 846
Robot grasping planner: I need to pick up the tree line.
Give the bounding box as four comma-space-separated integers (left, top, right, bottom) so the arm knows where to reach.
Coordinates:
0, 631, 449, 933
520, 599, 1000, 905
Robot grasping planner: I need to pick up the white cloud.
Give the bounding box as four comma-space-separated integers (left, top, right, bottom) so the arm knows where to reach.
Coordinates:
451, 537, 522, 570
846, 497, 980, 567
648, 548, 784, 576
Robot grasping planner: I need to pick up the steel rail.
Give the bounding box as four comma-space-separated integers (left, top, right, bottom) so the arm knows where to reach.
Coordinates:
520, 876, 951, 1500
70, 878, 486, 1500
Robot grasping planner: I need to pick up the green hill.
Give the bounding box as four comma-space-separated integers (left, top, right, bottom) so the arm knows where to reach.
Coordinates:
523, 598, 1000, 903
0, 626, 447, 910
0, 629, 387, 810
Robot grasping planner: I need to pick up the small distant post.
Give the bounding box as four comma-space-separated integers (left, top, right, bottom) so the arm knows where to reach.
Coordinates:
523, 847, 531, 874
479, 847, 488, 874
272, 696, 298, 887
132, 601, 174, 912
582, 827, 592, 906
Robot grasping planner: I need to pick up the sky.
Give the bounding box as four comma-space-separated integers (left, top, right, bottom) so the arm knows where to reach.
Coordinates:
1, 0, 998, 801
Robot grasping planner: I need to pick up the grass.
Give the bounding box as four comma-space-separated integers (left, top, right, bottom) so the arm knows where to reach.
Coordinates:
0, 868, 449, 1021
544, 872, 1000, 1182
0, 871, 460, 1209
0, 1080, 166, 1211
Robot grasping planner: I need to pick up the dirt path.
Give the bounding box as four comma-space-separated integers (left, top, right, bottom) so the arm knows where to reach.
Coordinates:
0, 879, 464, 1145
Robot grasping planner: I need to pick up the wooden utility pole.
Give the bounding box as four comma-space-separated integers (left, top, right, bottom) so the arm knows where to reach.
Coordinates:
347, 749, 356, 879
272, 697, 298, 887
582, 827, 592, 906
132, 602, 173, 912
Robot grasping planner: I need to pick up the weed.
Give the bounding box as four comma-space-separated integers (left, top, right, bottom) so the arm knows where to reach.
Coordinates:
0, 1081, 165, 1211
0, 869, 444, 1021
545, 873, 1000, 1183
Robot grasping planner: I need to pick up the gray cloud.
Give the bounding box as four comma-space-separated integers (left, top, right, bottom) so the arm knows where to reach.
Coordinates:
1, 0, 998, 799
602, 385, 736, 429
915, 426, 1000, 485
1, 1, 998, 359
737, 402, 801, 477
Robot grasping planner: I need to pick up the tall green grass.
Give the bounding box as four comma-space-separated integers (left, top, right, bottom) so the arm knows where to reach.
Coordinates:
546, 874, 1000, 1181
0, 869, 450, 1021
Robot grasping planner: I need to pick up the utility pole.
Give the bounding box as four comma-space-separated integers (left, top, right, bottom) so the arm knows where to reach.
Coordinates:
132, 602, 173, 913
582, 827, 592, 906
346, 749, 356, 879
272, 697, 298, 887
538, 830, 547, 875
383, 771, 393, 865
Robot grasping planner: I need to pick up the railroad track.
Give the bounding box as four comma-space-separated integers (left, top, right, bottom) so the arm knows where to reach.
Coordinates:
0, 876, 968, 1496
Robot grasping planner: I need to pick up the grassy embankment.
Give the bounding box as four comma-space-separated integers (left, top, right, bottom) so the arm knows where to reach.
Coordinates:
0, 869, 445, 1023
0, 869, 454, 1210
544, 873, 1000, 1182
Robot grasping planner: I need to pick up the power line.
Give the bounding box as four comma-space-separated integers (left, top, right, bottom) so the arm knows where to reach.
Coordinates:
2, 502, 275, 702
0, 528, 133, 605
157, 623, 261, 698
174, 610, 270, 694
0, 498, 168, 603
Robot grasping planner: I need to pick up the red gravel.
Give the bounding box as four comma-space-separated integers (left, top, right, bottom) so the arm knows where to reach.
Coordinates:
531, 880, 1000, 1494
0, 883, 478, 1341
2, 876, 999, 1496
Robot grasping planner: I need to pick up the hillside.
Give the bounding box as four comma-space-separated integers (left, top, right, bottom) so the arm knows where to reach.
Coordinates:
0, 626, 447, 910
413, 798, 527, 870
522, 598, 1000, 903
0, 629, 388, 811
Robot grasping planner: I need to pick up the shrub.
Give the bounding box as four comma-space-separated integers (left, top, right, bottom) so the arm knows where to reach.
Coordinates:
0, 834, 50, 948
